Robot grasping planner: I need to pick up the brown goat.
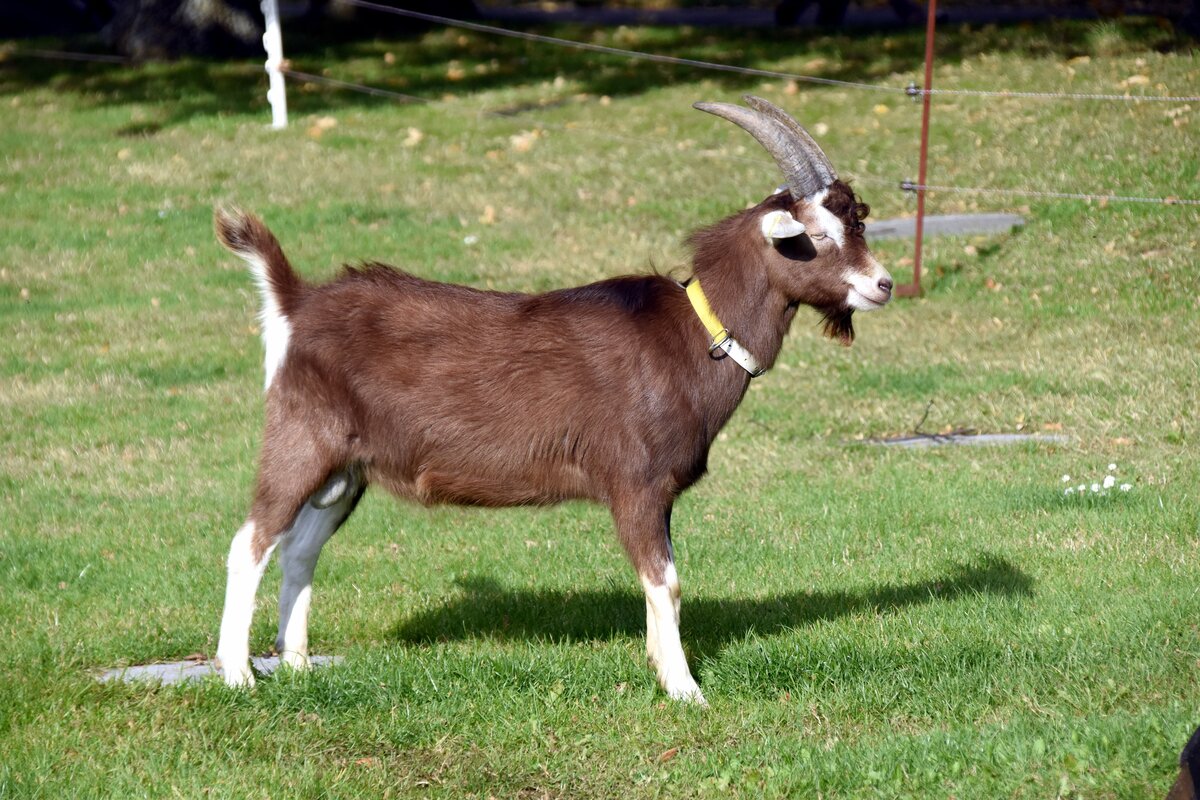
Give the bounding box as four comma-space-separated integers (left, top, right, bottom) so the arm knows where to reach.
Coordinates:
214, 97, 892, 703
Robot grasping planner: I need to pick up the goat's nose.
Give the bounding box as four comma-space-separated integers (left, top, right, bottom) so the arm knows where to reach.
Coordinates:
878, 277, 894, 294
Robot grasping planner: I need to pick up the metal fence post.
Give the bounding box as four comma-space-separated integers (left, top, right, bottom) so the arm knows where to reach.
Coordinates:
897, 0, 937, 298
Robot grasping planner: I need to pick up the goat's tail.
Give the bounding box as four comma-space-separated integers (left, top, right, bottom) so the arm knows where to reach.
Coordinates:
214, 207, 306, 389
214, 206, 306, 316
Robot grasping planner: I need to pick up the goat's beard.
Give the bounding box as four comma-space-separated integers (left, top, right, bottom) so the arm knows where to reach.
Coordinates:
820, 307, 855, 346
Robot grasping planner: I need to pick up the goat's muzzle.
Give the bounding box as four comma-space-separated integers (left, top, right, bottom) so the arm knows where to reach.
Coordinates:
844, 263, 894, 311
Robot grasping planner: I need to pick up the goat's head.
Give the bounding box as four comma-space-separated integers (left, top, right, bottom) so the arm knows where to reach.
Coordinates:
695, 96, 893, 344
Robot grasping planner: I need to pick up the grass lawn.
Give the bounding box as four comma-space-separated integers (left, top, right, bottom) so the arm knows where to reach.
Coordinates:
2, 14, 1199, 798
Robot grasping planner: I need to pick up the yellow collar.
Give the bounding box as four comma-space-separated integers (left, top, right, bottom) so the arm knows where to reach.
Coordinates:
684, 280, 764, 377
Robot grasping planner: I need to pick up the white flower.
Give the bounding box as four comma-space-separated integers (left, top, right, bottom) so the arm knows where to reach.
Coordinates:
1120, 483, 1132, 492
1103, 475, 1116, 489
1091, 483, 1101, 493
1078, 484, 1086, 493
1061, 475, 1071, 483
1108, 463, 1117, 471
1064, 487, 1075, 495
463, 235, 479, 246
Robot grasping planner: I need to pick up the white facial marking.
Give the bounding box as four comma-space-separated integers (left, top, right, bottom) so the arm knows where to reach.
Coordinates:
843, 255, 894, 311
640, 567, 706, 705
216, 521, 277, 688
760, 210, 806, 242
243, 253, 291, 392
806, 189, 847, 249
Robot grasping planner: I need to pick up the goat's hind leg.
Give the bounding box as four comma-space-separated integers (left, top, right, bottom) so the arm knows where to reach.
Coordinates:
216, 440, 359, 687
275, 467, 365, 670
216, 518, 278, 687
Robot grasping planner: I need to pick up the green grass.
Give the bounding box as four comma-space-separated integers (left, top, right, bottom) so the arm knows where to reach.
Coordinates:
2, 16, 1199, 799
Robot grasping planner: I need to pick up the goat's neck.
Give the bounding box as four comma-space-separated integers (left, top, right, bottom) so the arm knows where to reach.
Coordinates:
693, 265, 795, 375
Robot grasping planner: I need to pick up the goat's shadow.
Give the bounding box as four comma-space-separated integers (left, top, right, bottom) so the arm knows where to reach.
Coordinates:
389, 553, 1032, 661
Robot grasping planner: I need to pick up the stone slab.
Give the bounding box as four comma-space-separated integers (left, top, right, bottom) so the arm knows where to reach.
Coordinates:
96, 655, 342, 686
865, 432, 1068, 448
866, 213, 1025, 241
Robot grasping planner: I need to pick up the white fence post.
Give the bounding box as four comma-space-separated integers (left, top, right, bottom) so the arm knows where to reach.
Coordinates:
261, 0, 288, 129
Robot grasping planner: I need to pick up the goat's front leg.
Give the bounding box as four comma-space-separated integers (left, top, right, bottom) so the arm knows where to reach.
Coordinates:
613, 496, 705, 704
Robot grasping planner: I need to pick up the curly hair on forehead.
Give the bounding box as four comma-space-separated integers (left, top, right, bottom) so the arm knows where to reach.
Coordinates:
820, 180, 870, 234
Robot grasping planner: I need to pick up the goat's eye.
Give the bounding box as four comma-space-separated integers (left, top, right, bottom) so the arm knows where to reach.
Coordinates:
809, 232, 829, 241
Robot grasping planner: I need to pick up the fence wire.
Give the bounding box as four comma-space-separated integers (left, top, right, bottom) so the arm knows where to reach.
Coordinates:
5, 47, 130, 64
283, 68, 429, 104
343, 0, 1200, 104
340, 0, 907, 94
922, 86, 1200, 103
902, 181, 1200, 206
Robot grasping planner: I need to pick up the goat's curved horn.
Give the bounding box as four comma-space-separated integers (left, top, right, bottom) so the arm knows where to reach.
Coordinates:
742, 95, 838, 188
693, 99, 833, 200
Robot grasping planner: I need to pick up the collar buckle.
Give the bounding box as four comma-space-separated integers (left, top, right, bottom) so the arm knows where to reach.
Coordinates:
685, 280, 766, 379
708, 327, 766, 377
707, 328, 731, 353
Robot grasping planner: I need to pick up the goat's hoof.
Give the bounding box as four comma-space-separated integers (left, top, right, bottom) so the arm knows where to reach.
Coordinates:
218, 658, 256, 688
280, 650, 311, 671
676, 688, 708, 707
663, 678, 707, 706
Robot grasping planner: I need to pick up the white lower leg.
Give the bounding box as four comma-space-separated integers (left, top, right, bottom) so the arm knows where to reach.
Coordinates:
645, 597, 661, 669
641, 563, 704, 704
277, 583, 313, 669
216, 521, 275, 687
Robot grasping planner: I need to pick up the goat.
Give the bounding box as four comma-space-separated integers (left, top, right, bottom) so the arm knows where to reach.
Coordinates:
213, 96, 893, 703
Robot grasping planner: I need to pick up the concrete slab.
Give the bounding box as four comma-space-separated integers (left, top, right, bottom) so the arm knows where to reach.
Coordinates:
96, 655, 342, 686
866, 213, 1025, 241
865, 432, 1067, 448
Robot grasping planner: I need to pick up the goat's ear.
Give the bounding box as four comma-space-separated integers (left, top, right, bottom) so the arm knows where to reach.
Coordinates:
760, 209, 806, 242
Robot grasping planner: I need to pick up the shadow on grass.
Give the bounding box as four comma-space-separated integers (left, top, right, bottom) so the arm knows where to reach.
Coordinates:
2, 17, 1185, 130
0, 54, 266, 129
390, 552, 1032, 659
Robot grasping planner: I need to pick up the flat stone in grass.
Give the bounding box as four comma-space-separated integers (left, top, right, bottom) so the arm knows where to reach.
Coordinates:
865, 432, 1068, 448
96, 655, 342, 685
866, 213, 1025, 242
